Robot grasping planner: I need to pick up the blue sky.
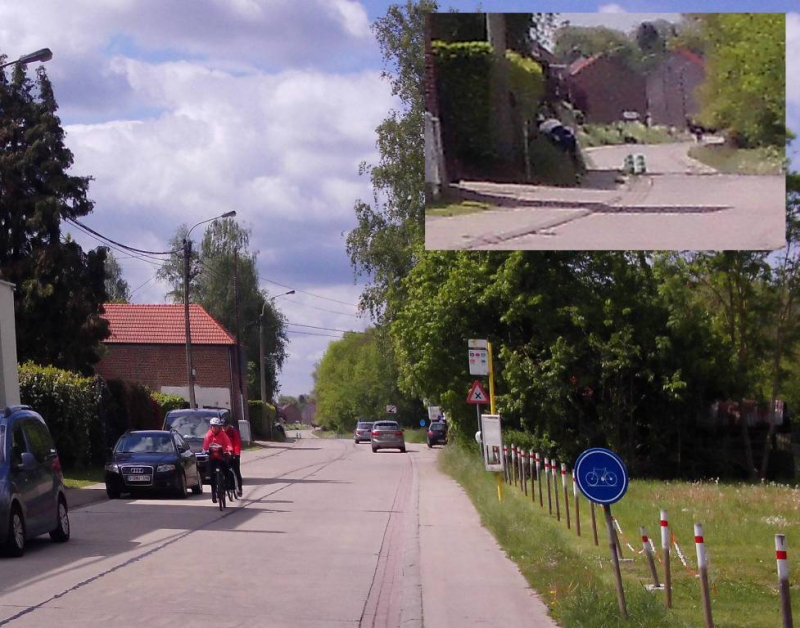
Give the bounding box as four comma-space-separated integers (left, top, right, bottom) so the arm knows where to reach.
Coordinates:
1, 1, 795, 395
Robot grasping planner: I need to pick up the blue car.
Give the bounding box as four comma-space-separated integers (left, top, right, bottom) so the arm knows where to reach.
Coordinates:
1, 406, 70, 557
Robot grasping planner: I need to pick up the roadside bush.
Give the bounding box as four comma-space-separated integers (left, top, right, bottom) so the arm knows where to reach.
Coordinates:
101, 379, 162, 452
248, 400, 277, 439
151, 391, 187, 417
526, 132, 584, 186
18, 362, 98, 468
578, 122, 678, 148
503, 429, 560, 460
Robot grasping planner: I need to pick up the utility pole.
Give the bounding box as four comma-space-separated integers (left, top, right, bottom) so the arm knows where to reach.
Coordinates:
233, 247, 245, 422
182, 238, 197, 409
259, 307, 269, 439
486, 13, 514, 163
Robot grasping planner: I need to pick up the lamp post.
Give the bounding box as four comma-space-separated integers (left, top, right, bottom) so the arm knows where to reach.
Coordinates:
183, 210, 236, 409
0, 48, 53, 71
260, 290, 294, 438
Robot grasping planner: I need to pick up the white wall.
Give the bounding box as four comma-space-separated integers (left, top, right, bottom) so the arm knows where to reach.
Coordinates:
0, 280, 20, 408
160, 385, 231, 410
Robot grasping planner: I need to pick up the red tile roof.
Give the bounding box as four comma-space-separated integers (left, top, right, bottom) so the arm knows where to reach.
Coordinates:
568, 53, 603, 76
675, 47, 704, 67
101, 304, 236, 345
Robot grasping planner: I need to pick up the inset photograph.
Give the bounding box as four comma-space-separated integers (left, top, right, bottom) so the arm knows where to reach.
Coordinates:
424, 12, 787, 250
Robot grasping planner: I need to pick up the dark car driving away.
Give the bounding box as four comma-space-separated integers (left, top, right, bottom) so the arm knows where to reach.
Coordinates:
163, 408, 231, 483
105, 430, 203, 499
1, 406, 70, 557
427, 421, 448, 448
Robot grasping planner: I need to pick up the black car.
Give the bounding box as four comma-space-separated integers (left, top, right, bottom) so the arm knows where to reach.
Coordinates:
105, 430, 203, 499
1, 406, 70, 557
426, 421, 448, 448
163, 408, 231, 483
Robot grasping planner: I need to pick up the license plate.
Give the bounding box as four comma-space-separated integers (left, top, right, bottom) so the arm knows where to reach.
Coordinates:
126, 475, 151, 482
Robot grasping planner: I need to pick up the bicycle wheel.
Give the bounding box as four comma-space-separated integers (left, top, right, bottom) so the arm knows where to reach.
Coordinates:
216, 469, 225, 511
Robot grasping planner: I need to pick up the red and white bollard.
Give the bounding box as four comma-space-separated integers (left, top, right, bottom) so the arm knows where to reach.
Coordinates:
529, 451, 535, 502
552, 459, 561, 521
536, 453, 543, 508
545, 457, 553, 514
641, 526, 661, 589
776, 534, 793, 628
512, 445, 518, 486
572, 469, 581, 536
694, 523, 714, 628
561, 463, 571, 529
503, 446, 509, 484
661, 510, 672, 608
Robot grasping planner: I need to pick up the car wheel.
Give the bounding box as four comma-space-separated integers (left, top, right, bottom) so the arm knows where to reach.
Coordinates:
4, 505, 25, 558
427, 441, 432, 449
400, 447, 407, 453
175, 471, 188, 499
106, 482, 121, 500
372, 446, 378, 453
49, 496, 70, 543
191, 472, 203, 495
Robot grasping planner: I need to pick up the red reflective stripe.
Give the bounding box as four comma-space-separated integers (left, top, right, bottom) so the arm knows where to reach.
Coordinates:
660, 520, 668, 526
695, 536, 704, 544
776, 550, 788, 560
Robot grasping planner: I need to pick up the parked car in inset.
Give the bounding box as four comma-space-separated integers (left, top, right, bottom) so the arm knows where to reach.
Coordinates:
426, 421, 448, 448
163, 408, 231, 483
1, 405, 70, 557
371, 421, 406, 453
105, 430, 203, 499
354, 421, 374, 444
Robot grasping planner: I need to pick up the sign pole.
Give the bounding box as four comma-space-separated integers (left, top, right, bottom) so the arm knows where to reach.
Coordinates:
590, 501, 599, 545
487, 341, 496, 415
497, 473, 503, 503
604, 504, 628, 619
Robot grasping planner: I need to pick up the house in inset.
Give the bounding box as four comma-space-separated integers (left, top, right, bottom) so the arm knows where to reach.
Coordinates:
95, 303, 248, 421
564, 53, 647, 123
300, 402, 317, 426
279, 403, 302, 425
646, 48, 705, 128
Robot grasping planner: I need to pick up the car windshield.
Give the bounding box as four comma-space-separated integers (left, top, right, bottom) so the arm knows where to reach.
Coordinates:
357, 423, 373, 429
430, 423, 445, 431
116, 433, 175, 454
166, 414, 211, 440
374, 422, 398, 430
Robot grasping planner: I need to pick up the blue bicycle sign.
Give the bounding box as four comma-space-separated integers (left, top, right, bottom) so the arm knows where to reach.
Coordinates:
574, 448, 628, 505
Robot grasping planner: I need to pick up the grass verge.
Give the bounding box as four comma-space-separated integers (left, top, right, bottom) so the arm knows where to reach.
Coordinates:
426, 200, 494, 218
687, 145, 785, 175
62, 466, 105, 488
439, 443, 799, 628
403, 428, 427, 444
578, 123, 680, 148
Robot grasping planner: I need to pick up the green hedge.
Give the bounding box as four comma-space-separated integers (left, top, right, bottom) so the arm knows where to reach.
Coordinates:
248, 400, 277, 439
151, 391, 188, 417
18, 362, 99, 467
506, 50, 545, 121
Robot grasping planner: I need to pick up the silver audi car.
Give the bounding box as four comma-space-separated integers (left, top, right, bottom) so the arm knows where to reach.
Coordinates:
370, 420, 406, 453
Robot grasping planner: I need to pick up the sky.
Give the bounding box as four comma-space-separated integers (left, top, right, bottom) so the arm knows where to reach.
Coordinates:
1, 1, 797, 396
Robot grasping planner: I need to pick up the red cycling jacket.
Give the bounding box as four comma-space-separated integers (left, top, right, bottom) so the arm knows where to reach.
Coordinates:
202, 429, 233, 458
224, 426, 242, 455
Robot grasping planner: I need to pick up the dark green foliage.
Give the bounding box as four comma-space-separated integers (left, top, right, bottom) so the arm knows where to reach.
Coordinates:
151, 391, 188, 417
103, 250, 131, 303
0, 62, 109, 373
248, 400, 277, 439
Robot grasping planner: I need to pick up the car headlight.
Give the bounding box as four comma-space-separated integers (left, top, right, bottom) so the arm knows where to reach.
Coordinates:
156, 464, 176, 473
105, 463, 119, 473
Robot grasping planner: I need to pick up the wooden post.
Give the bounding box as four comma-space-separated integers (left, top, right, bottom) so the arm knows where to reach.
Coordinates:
521, 450, 528, 496
512, 445, 518, 486
503, 446, 509, 484
561, 463, 571, 529
545, 457, 553, 514
661, 510, 672, 608
536, 453, 543, 508
641, 527, 661, 588
694, 523, 714, 628
590, 501, 599, 546
573, 470, 581, 537
529, 451, 535, 502
552, 459, 561, 521
776, 534, 793, 628
604, 504, 628, 619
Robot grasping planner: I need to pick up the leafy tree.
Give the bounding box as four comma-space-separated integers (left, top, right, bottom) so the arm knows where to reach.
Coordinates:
553, 25, 637, 67
157, 219, 288, 402
0, 59, 109, 373
103, 249, 131, 303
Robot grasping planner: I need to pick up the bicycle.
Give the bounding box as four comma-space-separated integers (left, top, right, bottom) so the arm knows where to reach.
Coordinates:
226, 465, 239, 503
586, 467, 618, 487
214, 466, 226, 511
207, 443, 230, 511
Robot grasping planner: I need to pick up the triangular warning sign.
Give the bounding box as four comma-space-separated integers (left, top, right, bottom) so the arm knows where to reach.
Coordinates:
467, 380, 489, 404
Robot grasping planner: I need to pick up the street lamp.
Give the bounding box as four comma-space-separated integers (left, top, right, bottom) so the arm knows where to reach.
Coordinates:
260, 290, 294, 438
182, 210, 237, 409
0, 48, 53, 71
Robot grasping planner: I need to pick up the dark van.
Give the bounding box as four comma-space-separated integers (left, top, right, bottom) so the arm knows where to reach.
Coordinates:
163, 408, 231, 483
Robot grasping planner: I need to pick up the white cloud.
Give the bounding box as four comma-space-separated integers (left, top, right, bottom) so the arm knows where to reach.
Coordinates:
788, 13, 800, 112
598, 4, 626, 13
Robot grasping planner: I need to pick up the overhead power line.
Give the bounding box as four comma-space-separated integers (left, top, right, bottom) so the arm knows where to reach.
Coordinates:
66, 217, 180, 256
275, 294, 361, 319
286, 329, 344, 339
262, 277, 359, 308
287, 322, 363, 334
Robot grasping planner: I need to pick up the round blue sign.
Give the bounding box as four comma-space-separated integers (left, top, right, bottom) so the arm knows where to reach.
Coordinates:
573, 448, 628, 505
419, 419, 426, 427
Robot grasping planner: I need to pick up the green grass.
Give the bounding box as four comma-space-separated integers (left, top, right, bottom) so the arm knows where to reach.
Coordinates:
426, 200, 494, 217
62, 466, 105, 488
578, 123, 680, 148
312, 429, 344, 439
440, 444, 800, 628
687, 145, 785, 175
403, 428, 428, 444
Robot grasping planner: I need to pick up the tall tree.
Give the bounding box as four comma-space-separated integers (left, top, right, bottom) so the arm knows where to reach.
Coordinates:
0, 59, 109, 373
103, 249, 131, 303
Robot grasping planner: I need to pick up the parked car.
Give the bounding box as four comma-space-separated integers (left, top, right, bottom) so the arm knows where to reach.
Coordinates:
426, 421, 448, 448
163, 408, 231, 483
371, 421, 406, 453
354, 421, 374, 444
105, 430, 203, 499
1, 405, 70, 557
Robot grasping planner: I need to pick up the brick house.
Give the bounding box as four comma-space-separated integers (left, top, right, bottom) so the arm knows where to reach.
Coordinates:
646, 48, 705, 128
564, 54, 647, 123
95, 303, 248, 421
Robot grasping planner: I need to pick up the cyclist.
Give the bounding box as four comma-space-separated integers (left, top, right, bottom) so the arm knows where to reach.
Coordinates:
202, 417, 233, 503
223, 419, 243, 497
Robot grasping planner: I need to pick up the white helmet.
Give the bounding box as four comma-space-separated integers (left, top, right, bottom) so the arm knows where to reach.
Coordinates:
210, 417, 222, 427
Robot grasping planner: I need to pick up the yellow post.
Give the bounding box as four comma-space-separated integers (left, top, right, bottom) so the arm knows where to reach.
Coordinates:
488, 341, 496, 415
497, 472, 503, 502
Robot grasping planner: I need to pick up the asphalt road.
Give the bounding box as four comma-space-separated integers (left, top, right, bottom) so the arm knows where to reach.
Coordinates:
426, 141, 785, 250
0, 438, 557, 628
